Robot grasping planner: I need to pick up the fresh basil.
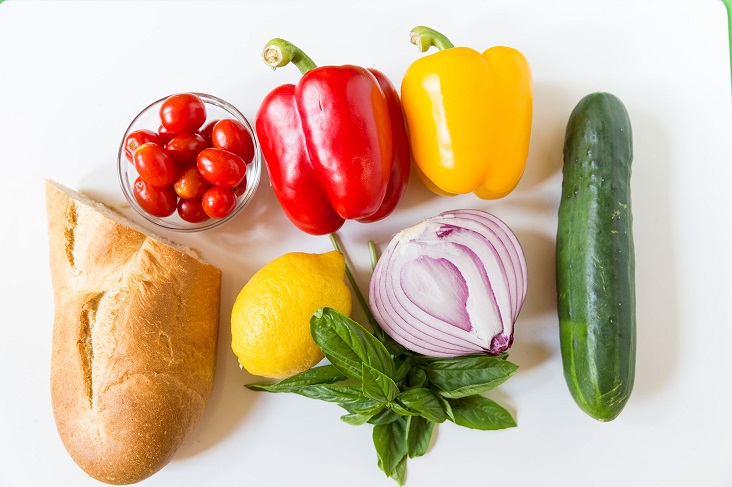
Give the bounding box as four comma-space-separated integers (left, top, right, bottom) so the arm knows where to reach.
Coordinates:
289, 384, 365, 404
373, 417, 408, 480
389, 455, 407, 486
395, 388, 446, 424
246, 364, 346, 393
248, 306, 521, 486
362, 363, 400, 404
421, 355, 518, 399
390, 402, 420, 417
407, 367, 428, 389
340, 399, 385, 417
406, 416, 434, 458
448, 395, 517, 430
311, 308, 396, 380
436, 395, 454, 422
393, 357, 413, 383
368, 408, 401, 426
376, 327, 408, 357
341, 412, 373, 426
377, 456, 407, 486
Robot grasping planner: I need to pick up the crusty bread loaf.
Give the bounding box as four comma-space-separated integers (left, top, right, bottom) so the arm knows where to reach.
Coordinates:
46, 180, 221, 485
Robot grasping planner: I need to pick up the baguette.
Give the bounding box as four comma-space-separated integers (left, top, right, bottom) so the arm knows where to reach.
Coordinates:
45, 181, 221, 485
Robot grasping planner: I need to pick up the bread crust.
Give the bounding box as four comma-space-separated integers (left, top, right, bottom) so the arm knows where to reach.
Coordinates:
46, 181, 221, 484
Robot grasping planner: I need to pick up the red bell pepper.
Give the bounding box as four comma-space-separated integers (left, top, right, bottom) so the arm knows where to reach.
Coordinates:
255, 38, 410, 235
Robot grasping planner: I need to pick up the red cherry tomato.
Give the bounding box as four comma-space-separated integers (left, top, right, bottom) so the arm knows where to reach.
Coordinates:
173, 165, 212, 199
197, 148, 247, 188
157, 124, 175, 145
165, 133, 209, 167
232, 184, 246, 197
133, 142, 177, 187
124, 129, 159, 162
159, 93, 206, 134
133, 177, 177, 217
211, 119, 255, 163
177, 198, 210, 223
198, 119, 219, 145
201, 186, 237, 219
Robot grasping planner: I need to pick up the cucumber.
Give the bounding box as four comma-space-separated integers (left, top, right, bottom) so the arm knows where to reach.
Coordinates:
556, 92, 636, 422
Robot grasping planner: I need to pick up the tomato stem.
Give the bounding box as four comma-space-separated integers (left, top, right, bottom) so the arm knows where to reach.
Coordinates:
262, 38, 318, 76
409, 26, 455, 52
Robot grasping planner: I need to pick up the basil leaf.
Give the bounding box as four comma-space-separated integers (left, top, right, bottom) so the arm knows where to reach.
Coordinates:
341, 413, 372, 426
375, 327, 408, 357
340, 399, 384, 416
407, 367, 427, 389
246, 365, 362, 406
368, 408, 401, 426
396, 388, 446, 423
406, 416, 435, 458
393, 357, 413, 383
311, 308, 395, 380
377, 457, 407, 486
390, 455, 407, 486
290, 384, 365, 404
246, 364, 346, 392
436, 395, 455, 422
421, 355, 518, 399
390, 402, 420, 417
362, 363, 400, 404
373, 417, 408, 479
448, 395, 517, 430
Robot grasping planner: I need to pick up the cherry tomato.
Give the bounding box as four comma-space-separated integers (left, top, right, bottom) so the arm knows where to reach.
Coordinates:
198, 119, 219, 145
124, 129, 159, 162
159, 93, 206, 134
173, 165, 211, 199
201, 186, 237, 219
177, 198, 210, 223
133, 177, 177, 217
133, 142, 177, 187
197, 148, 247, 188
211, 119, 255, 163
165, 133, 209, 167
157, 124, 175, 145
232, 184, 246, 197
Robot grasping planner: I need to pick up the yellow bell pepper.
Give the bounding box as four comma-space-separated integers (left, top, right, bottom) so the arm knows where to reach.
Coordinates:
401, 26, 533, 199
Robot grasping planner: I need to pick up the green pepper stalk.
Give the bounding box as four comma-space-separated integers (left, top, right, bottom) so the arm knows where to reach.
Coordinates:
409, 25, 455, 52
262, 38, 317, 75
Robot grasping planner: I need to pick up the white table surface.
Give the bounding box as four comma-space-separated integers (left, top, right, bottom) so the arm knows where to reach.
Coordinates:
1, 0, 731, 486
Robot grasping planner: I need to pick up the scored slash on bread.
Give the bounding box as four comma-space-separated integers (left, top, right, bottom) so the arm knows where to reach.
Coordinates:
45, 180, 221, 485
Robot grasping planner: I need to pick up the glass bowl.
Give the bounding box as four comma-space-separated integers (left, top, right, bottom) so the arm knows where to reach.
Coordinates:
117, 93, 261, 232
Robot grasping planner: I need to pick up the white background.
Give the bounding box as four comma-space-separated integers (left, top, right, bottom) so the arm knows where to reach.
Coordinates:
1, 0, 731, 486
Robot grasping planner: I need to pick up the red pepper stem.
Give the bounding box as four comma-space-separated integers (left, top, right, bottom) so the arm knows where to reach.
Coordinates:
409, 26, 455, 52
262, 38, 317, 75
329, 233, 378, 328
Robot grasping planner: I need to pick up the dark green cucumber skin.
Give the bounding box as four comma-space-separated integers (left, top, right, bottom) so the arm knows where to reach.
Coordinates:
557, 92, 636, 422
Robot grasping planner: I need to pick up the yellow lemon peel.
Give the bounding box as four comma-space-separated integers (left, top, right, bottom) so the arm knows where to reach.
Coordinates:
231, 251, 352, 379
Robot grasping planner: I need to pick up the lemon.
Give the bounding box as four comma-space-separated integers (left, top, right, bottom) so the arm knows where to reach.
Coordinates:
231, 251, 352, 379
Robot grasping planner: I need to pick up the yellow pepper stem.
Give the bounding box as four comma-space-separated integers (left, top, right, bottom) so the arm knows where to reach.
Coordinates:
409, 26, 455, 52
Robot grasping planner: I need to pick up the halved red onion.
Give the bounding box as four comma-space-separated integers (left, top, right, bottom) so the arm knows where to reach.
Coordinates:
369, 209, 527, 357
